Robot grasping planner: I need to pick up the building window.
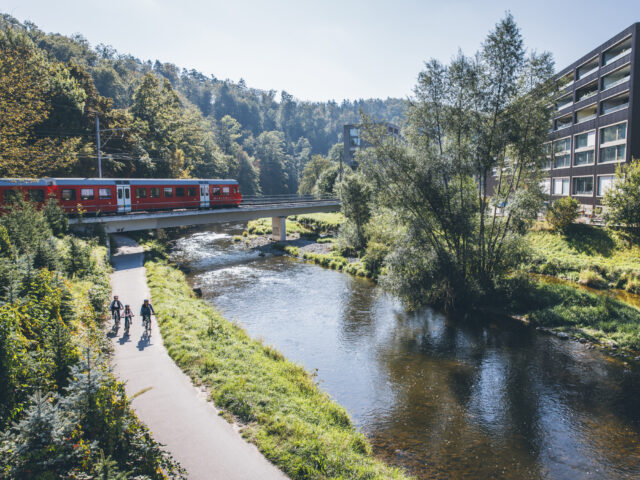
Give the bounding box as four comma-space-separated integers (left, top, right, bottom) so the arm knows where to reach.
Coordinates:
61, 189, 76, 201
603, 36, 632, 66
80, 188, 95, 200
540, 178, 551, 194
99, 188, 111, 199
187, 187, 197, 196
601, 91, 629, 115
597, 175, 616, 197
575, 131, 595, 149
575, 151, 595, 166
575, 104, 597, 123
573, 176, 594, 196
555, 114, 572, 130
553, 137, 571, 168
553, 178, 570, 195
602, 63, 631, 91
163, 187, 173, 197
599, 122, 627, 163
136, 188, 147, 199
576, 56, 599, 80
556, 94, 572, 111
149, 188, 160, 198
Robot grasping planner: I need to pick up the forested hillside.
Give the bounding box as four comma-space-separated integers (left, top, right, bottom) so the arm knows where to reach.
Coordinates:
0, 13, 405, 194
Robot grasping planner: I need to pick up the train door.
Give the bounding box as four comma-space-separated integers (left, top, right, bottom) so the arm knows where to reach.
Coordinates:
117, 185, 131, 213
199, 183, 210, 208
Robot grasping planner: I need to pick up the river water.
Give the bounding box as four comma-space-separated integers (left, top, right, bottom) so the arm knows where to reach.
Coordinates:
171, 225, 640, 479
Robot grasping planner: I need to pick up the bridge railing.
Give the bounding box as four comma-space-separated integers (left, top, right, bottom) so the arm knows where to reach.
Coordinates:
240, 194, 339, 205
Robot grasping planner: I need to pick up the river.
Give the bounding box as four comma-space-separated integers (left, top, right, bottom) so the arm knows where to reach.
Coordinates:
170, 225, 640, 479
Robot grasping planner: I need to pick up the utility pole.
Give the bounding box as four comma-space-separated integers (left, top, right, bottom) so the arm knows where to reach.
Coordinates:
96, 116, 102, 178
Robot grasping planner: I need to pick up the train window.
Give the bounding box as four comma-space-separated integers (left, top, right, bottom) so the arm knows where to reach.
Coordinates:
136, 188, 147, 199
99, 188, 111, 199
118, 189, 122, 199
125, 189, 130, 199
222, 187, 230, 195
28, 189, 45, 202
4, 190, 20, 203
163, 187, 173, 197
176, 187, 185, 197
187, 187, 196, 196
80, 188, 95, 200
212, 187, 221, 195
149, 188, 160, 198
61, 189, 76, 201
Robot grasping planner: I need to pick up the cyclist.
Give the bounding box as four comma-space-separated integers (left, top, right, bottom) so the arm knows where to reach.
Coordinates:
110, 296, 123, 326
140, 299, 155, 335
123, 305, 133, 336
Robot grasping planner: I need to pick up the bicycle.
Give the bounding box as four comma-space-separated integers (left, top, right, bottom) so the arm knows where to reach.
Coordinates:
142, 314, 152, 336
124, 314, 133, 336
111, 309, 121, 329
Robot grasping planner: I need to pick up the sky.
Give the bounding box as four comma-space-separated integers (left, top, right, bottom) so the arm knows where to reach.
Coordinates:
2, 0, 640, 102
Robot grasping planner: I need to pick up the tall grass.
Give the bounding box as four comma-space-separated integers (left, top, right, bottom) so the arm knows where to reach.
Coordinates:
145, 259, 410, 480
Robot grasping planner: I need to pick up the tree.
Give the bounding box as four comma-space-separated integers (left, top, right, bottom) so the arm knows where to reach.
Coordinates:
546, 197, 579, 232
255, 131, 290, 195
603, 159, 640, 230
360, 15, 554, 309
337, 173, 372, 251
298, 155, 332, 194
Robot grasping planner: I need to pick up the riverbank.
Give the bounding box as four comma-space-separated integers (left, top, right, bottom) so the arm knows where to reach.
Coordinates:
241, 218, 640, 357
143, 246, 410, 480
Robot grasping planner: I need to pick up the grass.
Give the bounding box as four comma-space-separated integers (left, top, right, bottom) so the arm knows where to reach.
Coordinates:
501, 276, 640, 350
526, 224, 640, 292
302, 251, 371, 278
145, 258, 410, 480
247, 213, 345, 238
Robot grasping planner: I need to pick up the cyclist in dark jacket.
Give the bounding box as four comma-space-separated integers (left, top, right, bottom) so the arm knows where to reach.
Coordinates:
140, 299, 155, 317
110, 296, 123, 323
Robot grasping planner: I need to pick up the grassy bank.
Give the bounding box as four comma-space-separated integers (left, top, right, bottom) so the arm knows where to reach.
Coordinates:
247, 213, 345, 237
145, 257, 410, 480
526, 224, 640, 292
500, 276, 640, 350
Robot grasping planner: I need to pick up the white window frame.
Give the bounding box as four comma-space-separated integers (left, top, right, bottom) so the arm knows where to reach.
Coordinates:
572, 175, 595, 197
553, 136, 571, 169
596, 174, 616, 197
601, 62, 631, 92
553, 177, 570, 196
599, 120, 627, 164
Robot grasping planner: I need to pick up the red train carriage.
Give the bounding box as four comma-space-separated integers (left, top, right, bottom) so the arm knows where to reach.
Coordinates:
0, 178, 242, 214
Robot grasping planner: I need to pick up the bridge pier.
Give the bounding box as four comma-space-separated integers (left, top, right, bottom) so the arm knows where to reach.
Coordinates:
105, 234, 111, 261
272, 216, 286, 241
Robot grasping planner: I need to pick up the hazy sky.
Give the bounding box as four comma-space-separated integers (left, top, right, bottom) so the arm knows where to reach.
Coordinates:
3, 1, 640, 101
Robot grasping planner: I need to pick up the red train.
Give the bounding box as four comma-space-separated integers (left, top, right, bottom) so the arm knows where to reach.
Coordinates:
0, 178, 242, 214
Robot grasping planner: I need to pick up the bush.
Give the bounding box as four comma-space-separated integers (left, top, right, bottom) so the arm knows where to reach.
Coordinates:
603, 158, 640, 229
546, 197, 579, 232
578, 269, 607, 289
362, 242, 389, 278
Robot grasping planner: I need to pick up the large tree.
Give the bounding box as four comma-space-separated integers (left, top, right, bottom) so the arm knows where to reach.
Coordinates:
360, 15, 554, 309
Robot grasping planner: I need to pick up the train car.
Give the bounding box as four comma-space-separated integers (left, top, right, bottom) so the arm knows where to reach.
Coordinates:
0, 178, 242, 214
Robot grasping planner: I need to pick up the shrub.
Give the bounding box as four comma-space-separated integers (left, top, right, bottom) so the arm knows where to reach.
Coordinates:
578, 269, 607, 289
362, 242, 389, 277
603, 158, 640, 229
546, 197, 579, 232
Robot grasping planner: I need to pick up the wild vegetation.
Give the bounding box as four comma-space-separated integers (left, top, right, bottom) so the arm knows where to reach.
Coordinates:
144, 255, 410, 480
0, 13, 404, 196
0, 199, 181, 478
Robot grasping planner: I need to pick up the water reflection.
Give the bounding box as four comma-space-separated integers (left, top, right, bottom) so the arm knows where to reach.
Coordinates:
173, 226, 640, 479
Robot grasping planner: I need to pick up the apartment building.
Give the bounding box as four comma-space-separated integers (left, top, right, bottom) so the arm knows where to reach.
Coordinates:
343, 123, 400, 167
543, 22, 640, 215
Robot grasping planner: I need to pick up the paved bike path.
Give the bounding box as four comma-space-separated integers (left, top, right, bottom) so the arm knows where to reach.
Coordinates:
108, 235, 288, 480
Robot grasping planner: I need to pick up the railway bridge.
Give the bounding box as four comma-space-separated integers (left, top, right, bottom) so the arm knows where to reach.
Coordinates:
69, 194, 341, 254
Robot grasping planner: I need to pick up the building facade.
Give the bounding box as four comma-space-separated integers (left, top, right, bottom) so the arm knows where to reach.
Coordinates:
542, 22, 640, 215
343, 123, 400, 167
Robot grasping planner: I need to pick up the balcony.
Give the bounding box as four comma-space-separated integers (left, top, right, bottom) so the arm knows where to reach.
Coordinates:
556, 94, 573, 111
576, 81, 598, 103
577, 57, 599, 80
575, 104, 597, 124
555, 115, 572, 130
603, 36, 632, 66
601, 92, 629, 115
558, 72, 574, 90
602, 64, 631, 91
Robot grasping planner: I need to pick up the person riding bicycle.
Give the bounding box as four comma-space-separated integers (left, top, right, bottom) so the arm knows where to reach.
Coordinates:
123, 305, 133, 335
140, 299, 155, 332
110, 296, 123, 324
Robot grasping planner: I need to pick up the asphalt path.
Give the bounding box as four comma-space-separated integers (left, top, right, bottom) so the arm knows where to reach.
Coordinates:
108, 235, 288, 480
